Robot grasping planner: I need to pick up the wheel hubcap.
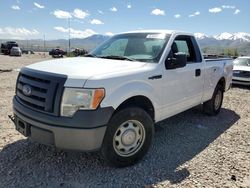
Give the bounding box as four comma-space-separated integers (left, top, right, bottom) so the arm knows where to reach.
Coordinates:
121, 130, 136, 145
214, 90, 222, 110
113, 120, 145, 157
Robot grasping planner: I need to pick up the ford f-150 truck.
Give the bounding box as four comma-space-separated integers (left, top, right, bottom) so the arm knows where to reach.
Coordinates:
12, 30, 233, 167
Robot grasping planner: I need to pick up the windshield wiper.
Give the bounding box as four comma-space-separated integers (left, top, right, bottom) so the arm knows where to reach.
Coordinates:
99, 55, 135, 61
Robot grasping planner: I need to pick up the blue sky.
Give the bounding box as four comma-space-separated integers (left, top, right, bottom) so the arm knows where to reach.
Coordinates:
0, 0, 249, 39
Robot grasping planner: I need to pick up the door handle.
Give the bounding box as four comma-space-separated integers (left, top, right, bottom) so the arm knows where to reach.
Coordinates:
148, 75, 162, 80
195, 69, 201, 77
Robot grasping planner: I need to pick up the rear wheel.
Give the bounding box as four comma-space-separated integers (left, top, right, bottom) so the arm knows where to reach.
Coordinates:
203, 84, 224, 115
101, 107, 154, 167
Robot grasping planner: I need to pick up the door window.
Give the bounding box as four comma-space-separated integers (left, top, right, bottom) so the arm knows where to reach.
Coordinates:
170, 36, 202, 63
175, 40, 190, 57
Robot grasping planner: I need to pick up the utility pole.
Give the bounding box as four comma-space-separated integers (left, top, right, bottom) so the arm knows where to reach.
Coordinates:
43, 34, 46, 57
68, 18, 71, 52
26, 40, 28, 50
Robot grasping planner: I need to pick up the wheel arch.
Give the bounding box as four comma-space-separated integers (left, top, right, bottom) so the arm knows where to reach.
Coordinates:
113, 95, 155, 122
217, 77, 226, 91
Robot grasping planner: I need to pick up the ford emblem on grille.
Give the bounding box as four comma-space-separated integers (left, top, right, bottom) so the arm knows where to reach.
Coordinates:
22, 85, 32, 96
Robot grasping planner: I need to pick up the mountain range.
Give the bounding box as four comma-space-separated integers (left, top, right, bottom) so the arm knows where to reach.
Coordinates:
195, 32, 250, 42
194, 32, 250, 55
1, 32, 250, 55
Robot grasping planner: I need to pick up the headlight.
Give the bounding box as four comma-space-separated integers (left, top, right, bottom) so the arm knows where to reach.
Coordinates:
61, 88, 105, 117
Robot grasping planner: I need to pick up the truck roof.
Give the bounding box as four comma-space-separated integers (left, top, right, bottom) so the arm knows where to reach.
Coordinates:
119, 30, 194, 36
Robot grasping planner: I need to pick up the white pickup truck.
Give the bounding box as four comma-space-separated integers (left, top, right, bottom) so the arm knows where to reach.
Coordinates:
12, 30, 233, 167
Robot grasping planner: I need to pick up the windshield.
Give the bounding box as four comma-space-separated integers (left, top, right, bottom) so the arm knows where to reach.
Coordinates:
233, 58, 250, 66
90, 33, 170, 63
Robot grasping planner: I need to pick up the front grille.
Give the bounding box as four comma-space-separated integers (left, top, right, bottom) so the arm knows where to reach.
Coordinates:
16, 68, 67, 115
233, 70, 250, 78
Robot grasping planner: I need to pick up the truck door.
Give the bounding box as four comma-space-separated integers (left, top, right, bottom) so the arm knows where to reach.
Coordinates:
161, 35, 204, 118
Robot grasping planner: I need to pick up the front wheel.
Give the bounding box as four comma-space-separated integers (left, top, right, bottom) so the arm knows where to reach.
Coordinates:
203, 84, 224, 115
101, 107, 154, 167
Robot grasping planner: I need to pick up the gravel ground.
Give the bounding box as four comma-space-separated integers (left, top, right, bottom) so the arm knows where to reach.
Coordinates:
0, 54, 249, 188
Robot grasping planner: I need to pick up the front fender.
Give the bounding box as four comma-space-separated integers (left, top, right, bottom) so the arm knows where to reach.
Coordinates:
100, 80, 161, 120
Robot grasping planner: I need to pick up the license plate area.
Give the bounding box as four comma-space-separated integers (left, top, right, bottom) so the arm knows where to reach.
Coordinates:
15, 117, 31, 137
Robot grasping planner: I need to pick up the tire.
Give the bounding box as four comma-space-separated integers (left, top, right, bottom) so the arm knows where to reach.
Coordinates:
101, 107, 154, 167
203, 84, 224, 115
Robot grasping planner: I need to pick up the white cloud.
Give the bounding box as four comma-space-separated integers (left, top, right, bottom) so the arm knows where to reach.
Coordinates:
54, 27, 68, 33
209, 7, 222, 13
189, 11, 200, 17
127, 4, 132, 9
174, 14, 181, 18
53, 9, 72, 19
151, 9, 165, 16
53, 9, 89, 19
34, 2, 45, 9
11, 5, 20, 10
98, 10, 103, 14
54, 26, 96, 38
110, 7, 117, 12
90, 19, 104, 25
222, 5, 235, 9
0, 27, 39, 39
105, 32, 114, 36
72, 9, 89, 19
234, 9, 240, 15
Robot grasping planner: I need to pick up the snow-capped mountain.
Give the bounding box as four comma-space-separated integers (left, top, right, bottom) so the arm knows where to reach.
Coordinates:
214, 32, 234, 40
194, 32, 250, 42
193, 32, 250, 56
194, 33, 208, 40
231, 32, 250, 42
213, 32, 250, 42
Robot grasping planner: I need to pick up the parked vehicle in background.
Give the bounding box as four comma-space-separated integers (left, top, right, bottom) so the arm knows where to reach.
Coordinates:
0, 43, 5, 53
232, 56, 250, 86
73, 48, 88, 56
49, 48, 66, 58
12, 30, 233, 167
10, 47, 22, 56
1, 41, 18, 55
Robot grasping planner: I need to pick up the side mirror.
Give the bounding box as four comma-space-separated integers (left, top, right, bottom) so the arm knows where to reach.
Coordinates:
165, 52, 187, 69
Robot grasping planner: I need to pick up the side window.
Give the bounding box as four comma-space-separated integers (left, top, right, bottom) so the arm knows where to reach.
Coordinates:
101, 39, 128, 56
175, 40, 190, 57
170, 36, 201, 63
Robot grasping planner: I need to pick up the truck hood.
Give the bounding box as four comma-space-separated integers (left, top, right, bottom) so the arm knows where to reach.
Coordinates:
233, 65, 250, 72
27, 57, 147, 79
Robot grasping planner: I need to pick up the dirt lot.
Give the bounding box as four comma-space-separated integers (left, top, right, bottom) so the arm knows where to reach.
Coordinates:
0, 54, 249, 188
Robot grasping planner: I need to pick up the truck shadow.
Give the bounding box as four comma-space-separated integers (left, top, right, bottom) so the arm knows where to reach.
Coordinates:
0, 108, 239, 187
